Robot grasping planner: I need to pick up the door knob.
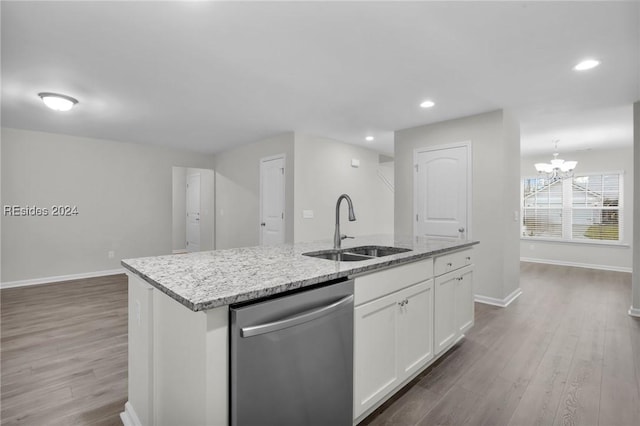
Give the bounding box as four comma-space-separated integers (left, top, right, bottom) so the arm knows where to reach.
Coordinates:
260, 222, 266, 227
458, 227, 465, 233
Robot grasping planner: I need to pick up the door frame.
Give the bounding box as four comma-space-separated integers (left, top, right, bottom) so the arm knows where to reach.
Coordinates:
413, 141, 473, 240
259, 153, 286, 245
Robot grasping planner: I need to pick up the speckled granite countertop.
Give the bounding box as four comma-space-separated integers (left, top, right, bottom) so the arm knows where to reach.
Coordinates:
122, 235, 478, 312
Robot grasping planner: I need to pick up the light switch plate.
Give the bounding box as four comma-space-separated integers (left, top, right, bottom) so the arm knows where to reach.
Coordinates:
302, 210, 314, 219
351, 159, 360, 168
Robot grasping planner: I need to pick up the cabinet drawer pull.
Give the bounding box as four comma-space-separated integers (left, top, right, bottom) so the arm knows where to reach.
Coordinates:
447, 262, 453, 267
466, 256, 471, 261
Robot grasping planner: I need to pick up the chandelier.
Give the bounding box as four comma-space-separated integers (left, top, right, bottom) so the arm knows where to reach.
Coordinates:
534, 140, 577, 180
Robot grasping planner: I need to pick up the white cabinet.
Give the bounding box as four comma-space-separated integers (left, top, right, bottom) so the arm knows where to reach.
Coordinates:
353, 259, 434, 419
455, 266, 474, 335
353, 290, 400, 416
397, 282, 434, 378
434, 272, 457, 354
434, 248, 474, 356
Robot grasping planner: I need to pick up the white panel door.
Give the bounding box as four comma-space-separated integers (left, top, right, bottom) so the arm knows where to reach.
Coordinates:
186, 173, 201, 252
415, 144, 470, 239
260, 156, 285, 245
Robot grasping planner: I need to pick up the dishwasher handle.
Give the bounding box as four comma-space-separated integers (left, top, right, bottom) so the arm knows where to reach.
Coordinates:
240, 294, 354, 338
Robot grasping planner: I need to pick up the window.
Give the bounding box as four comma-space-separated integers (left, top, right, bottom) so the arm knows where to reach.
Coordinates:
521, 173, 623, 243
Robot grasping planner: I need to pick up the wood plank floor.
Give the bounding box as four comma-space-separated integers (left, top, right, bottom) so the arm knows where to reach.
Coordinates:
1, 275, 128, 425
363, 262, 640, 426
1, 263, 638, 425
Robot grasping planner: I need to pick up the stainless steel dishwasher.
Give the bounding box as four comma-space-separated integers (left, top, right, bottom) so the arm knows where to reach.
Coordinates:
230, 279, 354, 426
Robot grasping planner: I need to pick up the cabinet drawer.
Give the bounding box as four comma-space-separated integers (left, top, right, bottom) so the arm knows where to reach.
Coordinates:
434, 249, 473, 276
354, 259, 434, 306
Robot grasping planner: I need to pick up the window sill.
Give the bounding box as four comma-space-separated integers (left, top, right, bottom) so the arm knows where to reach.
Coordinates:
520, 237, 630, 248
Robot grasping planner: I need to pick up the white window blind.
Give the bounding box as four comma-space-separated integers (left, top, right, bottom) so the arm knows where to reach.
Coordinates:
521, 173, 623, 243
522, 177, 563, 238
571, 174, 621, 241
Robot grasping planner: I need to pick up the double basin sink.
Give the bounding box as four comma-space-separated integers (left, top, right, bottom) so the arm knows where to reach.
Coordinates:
303, 245, 412, 262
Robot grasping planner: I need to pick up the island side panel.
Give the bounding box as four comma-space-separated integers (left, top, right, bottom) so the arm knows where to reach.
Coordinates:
153, 288, 229, 426
206, 307, 229, 425
126, 273, 155, 426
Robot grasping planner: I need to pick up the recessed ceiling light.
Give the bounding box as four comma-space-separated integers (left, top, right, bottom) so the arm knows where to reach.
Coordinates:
573, 59, 600, 71
365, 136, 374, 142
38, 92, 79, 111
420, 100, 435, 108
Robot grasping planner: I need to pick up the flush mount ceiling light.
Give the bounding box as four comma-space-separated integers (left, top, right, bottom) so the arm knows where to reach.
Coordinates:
38, 92, 79, 111
365, 136, 374, 141
534, 140, 577, 180
573, 59, 600, 71
420, 100, 435, 108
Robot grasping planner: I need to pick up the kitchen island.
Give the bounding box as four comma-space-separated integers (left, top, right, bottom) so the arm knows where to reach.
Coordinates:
120, 235, 478, 426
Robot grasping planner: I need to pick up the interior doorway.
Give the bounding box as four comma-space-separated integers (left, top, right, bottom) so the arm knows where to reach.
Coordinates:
172, 167, 215, 253
186, 172, 201, 252
259, 155, 286, 245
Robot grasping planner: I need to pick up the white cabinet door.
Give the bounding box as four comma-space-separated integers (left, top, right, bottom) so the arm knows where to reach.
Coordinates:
353, 292, 399, 418
397, 280, 434, 378
354, 280, 435, 419
455, 266, 474, 334
434, 273, 457, 355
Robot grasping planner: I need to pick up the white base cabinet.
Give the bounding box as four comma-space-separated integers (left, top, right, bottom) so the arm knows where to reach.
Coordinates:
354, 280, 433, 418
353, 259, 434, 419
434, 246, 474, 356
455, 265, 474, 335
354, 248, 475, 423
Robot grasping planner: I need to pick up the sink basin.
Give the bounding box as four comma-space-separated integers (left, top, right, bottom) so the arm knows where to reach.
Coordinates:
344, 245, 412, 257
302, 250, 373, 262
302, 246, 412, 262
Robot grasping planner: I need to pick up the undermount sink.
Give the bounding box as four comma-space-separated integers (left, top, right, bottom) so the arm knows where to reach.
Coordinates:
344, 246, 412, 257
302, 245, 412, 262
302, 250, 373, 262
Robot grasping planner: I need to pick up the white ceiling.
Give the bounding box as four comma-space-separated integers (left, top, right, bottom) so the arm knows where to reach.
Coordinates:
2, 1, 638, 156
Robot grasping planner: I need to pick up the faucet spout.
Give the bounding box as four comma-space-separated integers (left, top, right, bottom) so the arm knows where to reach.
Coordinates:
334, 194, 356, 249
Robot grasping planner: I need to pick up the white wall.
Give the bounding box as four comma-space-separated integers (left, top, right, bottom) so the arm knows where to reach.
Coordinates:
214, 133, 295, 249
293, 134, 394, 243
520, 147, 634, 272
1, 128, 214, 284
394, 110, 521, 302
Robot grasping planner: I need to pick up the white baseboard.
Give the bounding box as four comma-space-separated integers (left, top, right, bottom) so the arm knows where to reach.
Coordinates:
1, 268, 125, 289
475, 288, 523, 308
120, 402, 142, 426
629, 306, 640, 318
520, 257, 632, 273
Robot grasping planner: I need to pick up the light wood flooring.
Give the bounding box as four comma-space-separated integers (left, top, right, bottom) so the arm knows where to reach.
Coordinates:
363, 262, 640, 426
1, 264, 639, 425
1, 275, 127, 425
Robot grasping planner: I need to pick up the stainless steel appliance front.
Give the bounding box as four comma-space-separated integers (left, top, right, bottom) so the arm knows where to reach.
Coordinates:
230, 279, 354, 426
